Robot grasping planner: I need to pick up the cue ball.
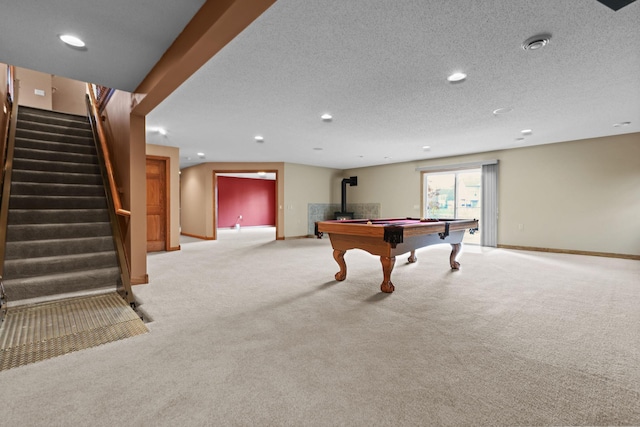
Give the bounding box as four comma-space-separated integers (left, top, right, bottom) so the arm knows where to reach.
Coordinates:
367, 221, 372, 225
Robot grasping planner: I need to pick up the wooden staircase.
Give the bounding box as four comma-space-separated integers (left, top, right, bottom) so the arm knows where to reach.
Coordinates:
2, 106, 121, 304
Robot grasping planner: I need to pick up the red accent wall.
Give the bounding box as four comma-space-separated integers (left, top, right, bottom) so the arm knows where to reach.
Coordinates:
217, 176, 276, 228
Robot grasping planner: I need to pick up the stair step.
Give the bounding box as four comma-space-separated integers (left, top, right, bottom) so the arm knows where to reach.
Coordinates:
12, 158, 101, 174
18, 106, 89, 126
1, 267, 121, 302
3, 251, 118, 279
6, 222, 112, 241
16, 119, 94, 138
11, 169, 102, 185
11, 182, 105, 197
15, 137, 97, 155
13, 146, 97, 164
9, 195, 107, 210
4, 236, 116, 260
15, 128, 94, 146
7, 209, 110, 225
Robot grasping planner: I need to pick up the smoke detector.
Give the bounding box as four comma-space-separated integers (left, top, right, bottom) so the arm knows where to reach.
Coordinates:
522, 34, 551, 50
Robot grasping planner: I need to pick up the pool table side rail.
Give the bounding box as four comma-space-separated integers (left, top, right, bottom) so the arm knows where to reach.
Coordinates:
315, 218, 478, 241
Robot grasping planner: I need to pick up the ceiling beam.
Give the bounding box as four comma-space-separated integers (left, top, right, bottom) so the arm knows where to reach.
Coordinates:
131, 0, 276, 116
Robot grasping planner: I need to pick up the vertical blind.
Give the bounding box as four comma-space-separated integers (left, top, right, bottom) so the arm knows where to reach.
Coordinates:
481, 162, 498, 247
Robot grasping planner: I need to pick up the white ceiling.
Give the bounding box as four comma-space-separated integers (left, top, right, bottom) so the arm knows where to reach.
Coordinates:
2, 1, 639, 170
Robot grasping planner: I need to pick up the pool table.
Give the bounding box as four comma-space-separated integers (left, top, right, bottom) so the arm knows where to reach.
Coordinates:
315, 217, 479, 293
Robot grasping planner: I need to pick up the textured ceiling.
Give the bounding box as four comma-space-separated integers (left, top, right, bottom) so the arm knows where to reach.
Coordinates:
2, 1, 639, 170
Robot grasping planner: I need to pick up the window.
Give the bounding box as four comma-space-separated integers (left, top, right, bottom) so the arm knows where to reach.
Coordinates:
418, 160, 498, 247
423, 169, 481, 244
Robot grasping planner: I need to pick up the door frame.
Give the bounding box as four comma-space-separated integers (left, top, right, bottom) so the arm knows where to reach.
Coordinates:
146, 155, 171, 252
212, 170, 279, 241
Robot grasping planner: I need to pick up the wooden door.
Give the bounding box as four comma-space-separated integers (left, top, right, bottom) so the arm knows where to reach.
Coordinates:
146, 157, 168, 252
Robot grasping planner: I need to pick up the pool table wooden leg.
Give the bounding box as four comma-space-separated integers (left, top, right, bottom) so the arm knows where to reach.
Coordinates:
380, 256, 396, 293
333, 249, 347, 281
407, 250, 417, 263
450, 243, 461, 269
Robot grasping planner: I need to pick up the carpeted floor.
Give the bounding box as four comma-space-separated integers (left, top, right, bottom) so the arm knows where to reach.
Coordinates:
1, 227, 639, 426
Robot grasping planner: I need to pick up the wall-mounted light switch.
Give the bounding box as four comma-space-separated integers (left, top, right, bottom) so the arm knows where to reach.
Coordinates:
34, 89, 45, 96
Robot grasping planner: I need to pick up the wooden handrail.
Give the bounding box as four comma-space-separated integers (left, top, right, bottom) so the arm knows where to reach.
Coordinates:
1, 66, 15, 191
86, 84, 130, 217
86, 83, 134, 305
94, 85, 115, 113
0, 67, 19, 279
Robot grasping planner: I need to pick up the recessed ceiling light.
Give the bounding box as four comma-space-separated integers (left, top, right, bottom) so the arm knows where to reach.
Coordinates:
321, 113, 333, 121
492, 107, 513, 115
447, 72, 467, 82
197, 152, 205, 157
254, 135, 264, 142
521, 129, 533, 135
59, 34, 86, 48
158, 128, 167, 136
422, 145, 431, 150
613, 121, 631, 127
522, 34, 551, 51
257, 171, 266, 176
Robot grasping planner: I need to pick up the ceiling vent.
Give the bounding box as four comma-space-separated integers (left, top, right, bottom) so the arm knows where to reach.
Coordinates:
522, 34, 551, 50
596, 0, 637, 11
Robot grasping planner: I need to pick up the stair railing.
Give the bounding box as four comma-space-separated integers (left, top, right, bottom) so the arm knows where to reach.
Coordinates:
0, 65, 18, 298
94, 85, 115, 114
1, 65, 14, 179
85, 84, 134, 305
87, 85, 130, 218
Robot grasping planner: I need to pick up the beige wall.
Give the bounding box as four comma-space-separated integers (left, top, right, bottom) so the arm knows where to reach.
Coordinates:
180, 165, 209, 238
497, 134, 639, 255
180, 162, 285, 239
14, 68, 87, 115
130, 113, 147, 281
15, 67, 52, 110
181, 162, 341, 239
339, 162, 424, 218
283, 163, 342, 237
52, 75, 86, 115
344, 133, 640, 257
146, 144, 181, 250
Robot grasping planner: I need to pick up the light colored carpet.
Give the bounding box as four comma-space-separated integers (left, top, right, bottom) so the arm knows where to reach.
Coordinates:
1, 227, 639, 426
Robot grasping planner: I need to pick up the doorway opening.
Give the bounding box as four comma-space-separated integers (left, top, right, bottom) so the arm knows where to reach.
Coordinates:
212, 171, 278, 241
